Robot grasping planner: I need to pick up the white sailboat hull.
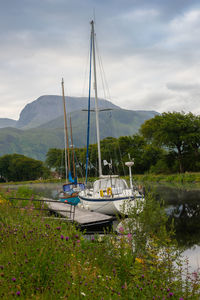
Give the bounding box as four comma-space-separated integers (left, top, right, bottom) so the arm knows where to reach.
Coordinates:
78, 189, 144, 215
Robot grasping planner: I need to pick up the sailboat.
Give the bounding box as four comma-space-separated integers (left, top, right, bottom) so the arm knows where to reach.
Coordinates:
78, 20, 144, 215
59, 78, 85, 205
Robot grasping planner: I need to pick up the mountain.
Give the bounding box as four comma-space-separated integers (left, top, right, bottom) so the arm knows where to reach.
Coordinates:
0, 118, 17, 128
16, 95, 120, 129
39, 108, 158, 147
0, 95, 158, 161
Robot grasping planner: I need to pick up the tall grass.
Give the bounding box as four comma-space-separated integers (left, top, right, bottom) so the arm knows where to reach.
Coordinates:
0, 187, 199, 299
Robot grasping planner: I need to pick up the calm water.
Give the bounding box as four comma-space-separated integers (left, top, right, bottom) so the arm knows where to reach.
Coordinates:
5, 182, 200, 272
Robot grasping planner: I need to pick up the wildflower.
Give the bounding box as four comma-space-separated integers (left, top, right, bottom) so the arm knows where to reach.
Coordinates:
77, 240, 80, 243
61, 235, 64, 240
169, 293, 174, 297
0, 266, 4, 270
75, 234, 79, 239
135, 257, 144, 264
12, 277, 16, 282
119, 226, 124, 233
81, 292, 86, 296
122, 282, 127, 289
192, 272, 198, 280
127, 233, 132, 240
179, 298, 184, 300
65, 236, 69, 241
16, 291, 20, 296
56, 227, 61, 230
91, 236, 95, 241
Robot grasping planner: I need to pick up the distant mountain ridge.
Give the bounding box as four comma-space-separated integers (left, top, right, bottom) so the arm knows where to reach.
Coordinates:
16, 95, 120, 129
0, 118, 17, 128
0, 95, 158, 160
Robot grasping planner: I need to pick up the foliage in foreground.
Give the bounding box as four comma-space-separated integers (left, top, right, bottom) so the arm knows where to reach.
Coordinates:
0, 187, 199, 299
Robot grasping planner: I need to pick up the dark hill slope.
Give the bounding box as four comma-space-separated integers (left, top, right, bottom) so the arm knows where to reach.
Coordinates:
0, 109, 158, 161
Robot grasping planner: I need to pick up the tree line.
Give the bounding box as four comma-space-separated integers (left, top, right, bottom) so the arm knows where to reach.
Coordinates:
0, 112, 199, 182
46, 112, 200, 178
0, 154, 49, 182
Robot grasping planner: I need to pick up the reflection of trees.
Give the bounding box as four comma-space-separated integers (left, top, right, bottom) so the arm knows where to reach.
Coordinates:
168, 202, 200, 248
146, 184, 200, 248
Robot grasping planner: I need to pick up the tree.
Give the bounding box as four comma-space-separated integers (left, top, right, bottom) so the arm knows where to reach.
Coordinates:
140, 112, 200, 173
0, 154, 48, 182
45, 148, 63, 173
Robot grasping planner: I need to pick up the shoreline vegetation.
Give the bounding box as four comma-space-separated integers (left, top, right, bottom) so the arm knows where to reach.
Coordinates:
0, 186, 199, 299
0, 172, 200, 187
132, 172, 200, 184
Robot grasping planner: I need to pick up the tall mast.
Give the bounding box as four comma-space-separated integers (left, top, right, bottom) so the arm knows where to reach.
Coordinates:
61, 78, 70, 183
70, 114, 76, 178
91, 20, 102, 177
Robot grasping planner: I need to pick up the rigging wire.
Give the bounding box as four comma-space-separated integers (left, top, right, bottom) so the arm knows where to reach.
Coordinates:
81, 35, 91, 97
95, 37, 112, 101
93, 31, 128, 177
85, 31, 93, 184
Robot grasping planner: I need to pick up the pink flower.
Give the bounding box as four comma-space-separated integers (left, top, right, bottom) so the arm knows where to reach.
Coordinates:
127, 233, 132, 240
119, 226, 124, 233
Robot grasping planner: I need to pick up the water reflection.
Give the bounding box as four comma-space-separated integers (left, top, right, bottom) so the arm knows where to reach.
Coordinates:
146, 184, 200, 249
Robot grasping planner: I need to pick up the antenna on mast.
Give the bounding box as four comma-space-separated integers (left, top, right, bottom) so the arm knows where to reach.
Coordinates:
93, 8, 96, 24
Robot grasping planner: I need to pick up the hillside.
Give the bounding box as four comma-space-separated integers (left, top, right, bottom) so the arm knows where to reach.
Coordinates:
0, 95, 158, 161
0, 118, 17, 128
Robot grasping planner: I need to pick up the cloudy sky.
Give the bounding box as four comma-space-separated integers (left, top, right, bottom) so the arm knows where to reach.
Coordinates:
1, 0, 200, 120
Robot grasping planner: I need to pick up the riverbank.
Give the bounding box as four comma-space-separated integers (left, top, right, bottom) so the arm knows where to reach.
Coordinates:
0, 186, 199, 299
1, 172, 200, 187
132, 172, 200, 185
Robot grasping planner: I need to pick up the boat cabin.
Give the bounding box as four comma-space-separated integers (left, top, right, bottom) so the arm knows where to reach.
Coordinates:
93, 175, 129, 196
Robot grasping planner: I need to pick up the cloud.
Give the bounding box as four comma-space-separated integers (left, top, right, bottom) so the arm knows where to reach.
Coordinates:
167, 82, 200, 92
0, 0, 200, 119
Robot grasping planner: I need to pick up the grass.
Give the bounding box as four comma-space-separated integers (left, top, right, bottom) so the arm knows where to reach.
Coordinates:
0, 187, 199, 299
1, 172, 200, 187
132, 172, 200, 185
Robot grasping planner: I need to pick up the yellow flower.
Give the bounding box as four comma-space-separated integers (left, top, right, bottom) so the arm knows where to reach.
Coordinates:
135, 257, 144, 264
0, 197, 7, 204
